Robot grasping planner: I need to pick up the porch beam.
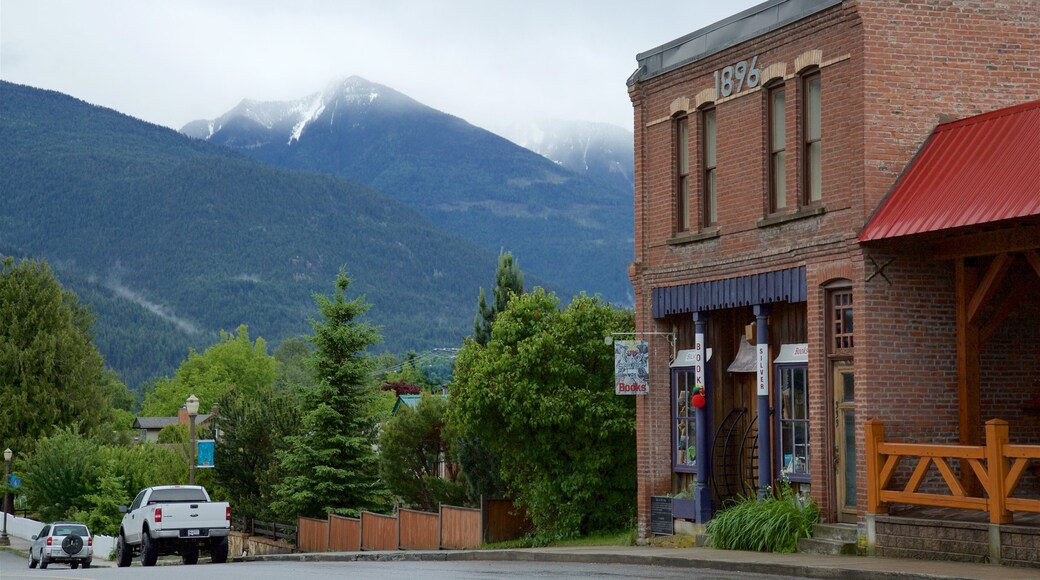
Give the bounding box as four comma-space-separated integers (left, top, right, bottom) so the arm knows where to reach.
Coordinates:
980, 273, 1032, 343
931, 224, 1040, 260
967, 253, 1011, 325
1026, 250, 1040, 279
956, 259, 982, 495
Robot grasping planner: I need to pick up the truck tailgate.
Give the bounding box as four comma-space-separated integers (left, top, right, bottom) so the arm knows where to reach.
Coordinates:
155, 503, 228, 536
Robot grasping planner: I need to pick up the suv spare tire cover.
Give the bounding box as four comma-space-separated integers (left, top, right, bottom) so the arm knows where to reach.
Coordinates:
62, 534, 84, 555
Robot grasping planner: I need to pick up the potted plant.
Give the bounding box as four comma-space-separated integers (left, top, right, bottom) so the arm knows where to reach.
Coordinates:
672, 488, 696, 520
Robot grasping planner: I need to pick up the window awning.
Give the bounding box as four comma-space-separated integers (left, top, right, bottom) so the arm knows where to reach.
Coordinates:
727, 339, 757, 373
860, 101, 1040, 242
671, 348, 712, 368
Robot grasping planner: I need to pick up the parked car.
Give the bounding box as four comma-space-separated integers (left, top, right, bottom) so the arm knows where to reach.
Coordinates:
117, 485, 230, 566
28, 521, 93, 569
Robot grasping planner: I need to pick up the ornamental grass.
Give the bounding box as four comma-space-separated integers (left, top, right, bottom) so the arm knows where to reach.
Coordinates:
705, 481, 819, 553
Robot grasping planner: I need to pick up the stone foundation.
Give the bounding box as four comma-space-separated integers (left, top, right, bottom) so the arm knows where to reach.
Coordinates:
870, 514, 1039, 568
228, 530, 294, 557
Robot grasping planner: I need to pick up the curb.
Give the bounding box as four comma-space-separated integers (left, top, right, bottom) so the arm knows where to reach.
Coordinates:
236, 548, 971, 580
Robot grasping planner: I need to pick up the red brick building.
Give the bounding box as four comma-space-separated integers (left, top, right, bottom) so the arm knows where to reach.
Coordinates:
627, 0, 1039, 562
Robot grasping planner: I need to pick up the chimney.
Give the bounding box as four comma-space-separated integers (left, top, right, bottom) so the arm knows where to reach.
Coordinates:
178, 406, 188, 425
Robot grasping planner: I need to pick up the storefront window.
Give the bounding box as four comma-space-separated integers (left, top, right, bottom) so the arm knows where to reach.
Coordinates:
673, 368, 697, 472
776, 364, 810, 481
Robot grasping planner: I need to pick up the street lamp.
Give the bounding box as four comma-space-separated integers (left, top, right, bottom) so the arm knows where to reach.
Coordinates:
186, 395, 200, 485
1, 447, 12, 546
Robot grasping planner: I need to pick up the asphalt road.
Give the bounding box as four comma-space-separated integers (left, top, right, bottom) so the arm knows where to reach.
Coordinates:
0, 549, 806, 579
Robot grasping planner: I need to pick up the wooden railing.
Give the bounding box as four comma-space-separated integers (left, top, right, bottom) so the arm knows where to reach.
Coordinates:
232, 516, 297, 545
866, 418, 1040, 524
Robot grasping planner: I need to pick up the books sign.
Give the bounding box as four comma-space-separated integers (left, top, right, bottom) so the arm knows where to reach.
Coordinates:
615, 339, 649, 395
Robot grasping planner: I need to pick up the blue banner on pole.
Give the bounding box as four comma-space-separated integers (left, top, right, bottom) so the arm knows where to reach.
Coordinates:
196, 440, 215, 468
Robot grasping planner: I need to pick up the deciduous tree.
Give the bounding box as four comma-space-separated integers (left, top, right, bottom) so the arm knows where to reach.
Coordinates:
379, 392, 463, 511
140, 324, 276, 417
450, 289, 635, 541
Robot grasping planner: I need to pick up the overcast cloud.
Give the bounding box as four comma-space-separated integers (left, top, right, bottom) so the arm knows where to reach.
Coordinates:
1, 1, 760, 135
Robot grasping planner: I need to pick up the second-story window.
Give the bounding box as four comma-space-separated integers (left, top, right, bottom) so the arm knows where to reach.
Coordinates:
802, 72, 821, 203
702, 107, 717, 227
676, 115, 690, 232
769, 85, 786, 212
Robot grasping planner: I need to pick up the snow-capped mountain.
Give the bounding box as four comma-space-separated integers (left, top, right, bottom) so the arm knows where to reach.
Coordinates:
181, 77, 402, 147
180, 76, 634, 305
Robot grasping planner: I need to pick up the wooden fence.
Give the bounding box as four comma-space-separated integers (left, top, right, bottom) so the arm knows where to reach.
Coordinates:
295, 498, 531, 553
866, 418, 1040, 524
439, 505, 481, 549
398, 508, 439, 550
483, 498, 533, 543
361, 511, 398, 551
328, 514, 361, 552
296, 516, 329, 552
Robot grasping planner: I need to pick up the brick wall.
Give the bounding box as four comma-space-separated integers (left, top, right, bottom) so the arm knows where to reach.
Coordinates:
629, 0, 1040, 533
857, 0, 1040, 213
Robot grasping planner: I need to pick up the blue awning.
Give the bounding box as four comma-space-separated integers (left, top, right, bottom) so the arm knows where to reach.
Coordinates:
652, 266, 806, 318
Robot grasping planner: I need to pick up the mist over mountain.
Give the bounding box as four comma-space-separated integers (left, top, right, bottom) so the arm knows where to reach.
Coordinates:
1, 81, 514, 389
497, 119, 634, 201
181, 76, 635, 305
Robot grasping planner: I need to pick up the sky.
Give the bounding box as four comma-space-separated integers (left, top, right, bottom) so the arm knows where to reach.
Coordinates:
1, 1, 761, 135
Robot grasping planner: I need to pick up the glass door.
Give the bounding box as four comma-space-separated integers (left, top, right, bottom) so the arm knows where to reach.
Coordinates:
833, 360, 856, 522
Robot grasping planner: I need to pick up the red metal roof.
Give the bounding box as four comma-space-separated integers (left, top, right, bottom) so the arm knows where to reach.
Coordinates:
860, 100, 1040, 242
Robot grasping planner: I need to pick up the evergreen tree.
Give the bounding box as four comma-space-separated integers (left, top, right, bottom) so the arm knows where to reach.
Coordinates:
0, 257, 117, 455
272, 271, 385, 519
473, 251, 524, 345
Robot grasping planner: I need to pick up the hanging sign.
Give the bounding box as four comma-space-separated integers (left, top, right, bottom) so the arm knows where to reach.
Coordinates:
756, 344, 769, 396
615, 339, 649, 395
196, 440, 215, 468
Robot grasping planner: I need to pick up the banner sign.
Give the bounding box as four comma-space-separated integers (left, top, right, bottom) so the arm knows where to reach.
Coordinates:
756, 344, 769, 396
693, 332, 705, 391
615, 339, 649, 395
196, 440, 215, 468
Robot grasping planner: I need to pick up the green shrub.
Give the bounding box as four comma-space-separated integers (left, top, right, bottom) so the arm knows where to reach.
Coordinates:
706, 481, 819, 553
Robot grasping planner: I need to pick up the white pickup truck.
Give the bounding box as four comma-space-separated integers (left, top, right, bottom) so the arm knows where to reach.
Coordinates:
116, 485, 231, 567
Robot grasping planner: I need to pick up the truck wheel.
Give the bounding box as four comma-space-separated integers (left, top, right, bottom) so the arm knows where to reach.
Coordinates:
141, 532, 159, 567
28, 550, 38, 568
82, 559, 92, 569
116, 534, 133, 567
71, 562, 79, 569
40, 555, 49, 569
182, 543, 199, 565
210, 537, 228, 564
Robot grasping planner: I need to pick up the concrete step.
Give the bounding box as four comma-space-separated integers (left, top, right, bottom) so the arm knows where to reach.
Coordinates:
797, 536, 859, 556
811, 522, 858, 542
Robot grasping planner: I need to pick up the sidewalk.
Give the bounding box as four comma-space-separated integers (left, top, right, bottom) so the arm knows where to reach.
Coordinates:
241, 544, 1039, 579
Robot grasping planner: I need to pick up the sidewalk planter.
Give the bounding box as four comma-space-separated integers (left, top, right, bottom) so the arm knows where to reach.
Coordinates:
672, 498, 696, 520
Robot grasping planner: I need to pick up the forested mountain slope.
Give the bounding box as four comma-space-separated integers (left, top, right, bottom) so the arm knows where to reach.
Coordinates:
182, 77, 634, 304
1, 81, 512, 389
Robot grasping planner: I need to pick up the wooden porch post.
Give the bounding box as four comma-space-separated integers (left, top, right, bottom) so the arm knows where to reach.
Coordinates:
865, 419, 887, 514
984, 419, 1012, 524
956, 259, 981, 494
